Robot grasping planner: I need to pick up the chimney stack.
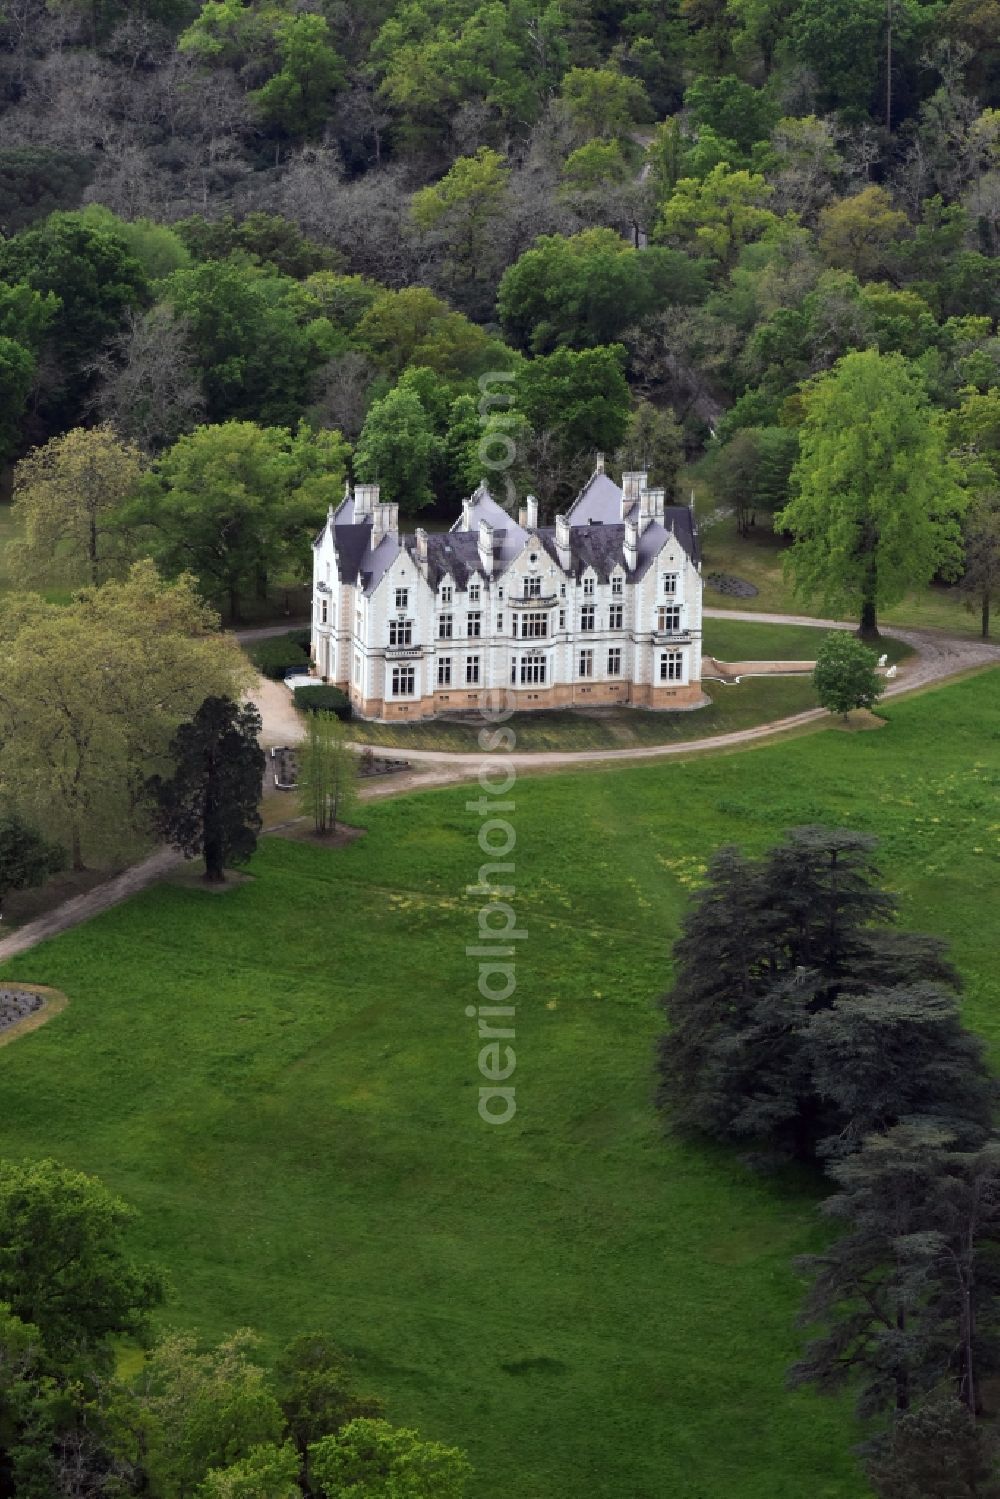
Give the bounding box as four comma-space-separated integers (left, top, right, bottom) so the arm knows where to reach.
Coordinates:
354, 482, 379, 518
478, 519, 494, 575
371, 499, 399, 548
415, 527, 428, 565
555, 513, 570, 569
621, 472, 647, 517
646, 488, 666, 524
595, 452, 605, 474
624, 518, 639, 571
518, 503, 528, 529
525, 494, 538, 529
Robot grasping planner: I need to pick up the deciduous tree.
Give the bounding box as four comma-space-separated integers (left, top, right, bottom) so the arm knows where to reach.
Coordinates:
0, 210, 148, 425
557, 66, 651, 145
355, 383, 441, 512
252, 13, 345, 143
309, 1418, 472, 1499
655, 163, 778, 269
139, 1329, 285, 1496
817, 186, 910, 281
160, 258, 335, 428
197, 1443, 301, 1499
959, 489, 1000, 638
8, 424, 144, 588
274, 1333, 384, 1462
411, 148, 510, 308
137, 421, 347, 621
515, 343, 631, 457
812, 631, 885, 717
777, 350, 966, 638
498, 229, 707, 353
92, 305, 206, 454
297, 712, 358, 837
0, 1157, 164, 1369
0, 563, 246, 868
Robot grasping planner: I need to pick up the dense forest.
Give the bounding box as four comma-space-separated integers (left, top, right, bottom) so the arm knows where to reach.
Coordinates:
0, 0, 996, 574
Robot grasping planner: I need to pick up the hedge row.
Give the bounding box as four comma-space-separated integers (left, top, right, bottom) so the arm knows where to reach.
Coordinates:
293, 684, 352, 721
247, 629, 311, 680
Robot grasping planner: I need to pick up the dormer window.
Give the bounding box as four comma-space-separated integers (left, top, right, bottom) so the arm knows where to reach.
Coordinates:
469, 582, 481, 603
441, 584, 453, 605
611, 574, 623, 596
583, 575, 595, 596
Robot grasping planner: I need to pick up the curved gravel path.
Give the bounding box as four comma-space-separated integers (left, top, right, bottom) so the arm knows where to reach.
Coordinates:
251, 613, 1000, 772
1, 616, 995, 967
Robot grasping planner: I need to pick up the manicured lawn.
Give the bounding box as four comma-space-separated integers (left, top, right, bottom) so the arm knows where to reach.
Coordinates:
4, 671, 1000, 1495
697, 500, 982, 639
702, 616, 912, 664
349, 675, 821, 752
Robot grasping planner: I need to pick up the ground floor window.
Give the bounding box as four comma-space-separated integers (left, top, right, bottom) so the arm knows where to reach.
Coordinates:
353, 654, 361, 685
608, 647, 622, 676
392, 665, 416, 696
578, 649, 594, 678
512, 653, 546, 685
466, 655, 481, 685
437, 657, 452, 687
659, 651, 684, 682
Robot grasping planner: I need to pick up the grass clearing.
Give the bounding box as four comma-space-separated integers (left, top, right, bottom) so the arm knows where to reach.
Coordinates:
698, 504, 983, 639
702, 616, 912, 664
4, 671, 1000, 1495
347, 674, 821, 751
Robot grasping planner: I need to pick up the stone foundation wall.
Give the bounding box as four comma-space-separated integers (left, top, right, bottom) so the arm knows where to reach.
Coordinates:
350, 679, 707, 721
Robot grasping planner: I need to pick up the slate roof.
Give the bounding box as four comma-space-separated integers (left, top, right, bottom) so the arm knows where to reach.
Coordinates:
405, 530, 484, 592
318, 472, 699, 593
330, 522, 373, 585
565, 471, 630, 526
535, 509, 699, 582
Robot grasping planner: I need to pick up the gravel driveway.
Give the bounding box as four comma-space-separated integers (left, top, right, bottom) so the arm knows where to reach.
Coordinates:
250, 612, 1000, 771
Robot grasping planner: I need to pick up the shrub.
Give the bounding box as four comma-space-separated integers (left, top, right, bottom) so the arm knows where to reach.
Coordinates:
294, 685, 352, 721
813, 631, 885, 718
248, 632, 311, 680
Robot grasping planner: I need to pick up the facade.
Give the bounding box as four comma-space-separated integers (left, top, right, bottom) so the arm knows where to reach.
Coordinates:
310, 462, 706, 721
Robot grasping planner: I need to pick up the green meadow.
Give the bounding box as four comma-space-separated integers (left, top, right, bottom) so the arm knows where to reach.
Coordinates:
3, 671, 1000, 1497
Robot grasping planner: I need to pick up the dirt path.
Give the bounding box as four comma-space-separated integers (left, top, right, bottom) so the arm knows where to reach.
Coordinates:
234, 620, 309, 644
0, 847, 180, 964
